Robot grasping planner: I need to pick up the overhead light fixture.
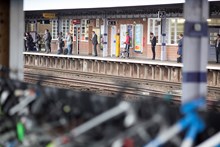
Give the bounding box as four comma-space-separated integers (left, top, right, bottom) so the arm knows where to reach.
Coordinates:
163, 18, 212, 24
207, 19, 211, 22
177, 19, 185, 23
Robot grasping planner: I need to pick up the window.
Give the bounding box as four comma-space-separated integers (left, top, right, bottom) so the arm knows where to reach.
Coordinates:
26, 21, 36, 32
170, 19, 176, 44
51, 20, 58, 40
61, 19, 70, 37
148, 18, 161, 44
148, 18, 184, 45
177, 19, 185, 36
168, 18, 184, 44
73, 25, 81, 41
69, 22, 74, 34
73, 26, 77, 41
81, 19, 89, 41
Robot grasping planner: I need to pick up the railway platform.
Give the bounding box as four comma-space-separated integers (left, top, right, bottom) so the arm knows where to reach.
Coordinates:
23, 52, 220, 88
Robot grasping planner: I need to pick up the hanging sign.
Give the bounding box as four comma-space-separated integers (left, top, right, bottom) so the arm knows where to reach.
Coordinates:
42, 13, 56, 19
72, 19, 81, 24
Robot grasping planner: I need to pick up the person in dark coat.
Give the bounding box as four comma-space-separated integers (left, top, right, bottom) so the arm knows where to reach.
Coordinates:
92, 31, 98, 56
215, 34, 220, 63
25, 32, 33, 51
57, 32, 64, 54
177, 34, 183, 63
150, 32, 156, 60
35, 33, 41, 51
43, 29, 52, 53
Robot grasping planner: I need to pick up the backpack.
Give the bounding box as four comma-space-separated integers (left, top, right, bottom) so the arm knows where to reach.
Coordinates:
177, 56, 182, 63
57, 48, 63, 54
63, 48, 68, 55
48, 33, 52, 42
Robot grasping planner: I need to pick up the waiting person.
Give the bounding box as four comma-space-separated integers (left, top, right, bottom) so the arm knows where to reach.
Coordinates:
57, 32, 64, 54
43, 29, 52, 53
92, 31, 98, 56
35, 33, 41, 52
24, 33, 27, 51
66, 32, 73, 55
124, 32, 131, 58
25, 32, 34, 51
215, 34, 220, 63
150, 32, 157, 60
177, 34, 184, 63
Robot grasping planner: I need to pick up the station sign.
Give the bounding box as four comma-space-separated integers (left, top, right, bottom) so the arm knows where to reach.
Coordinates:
158, 11, 166, 18
72, 19, 81, 24
108, 20, 117, 25
42, 13, 56, 19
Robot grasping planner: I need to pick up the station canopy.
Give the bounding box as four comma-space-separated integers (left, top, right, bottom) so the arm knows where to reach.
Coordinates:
23, 0, 219, 11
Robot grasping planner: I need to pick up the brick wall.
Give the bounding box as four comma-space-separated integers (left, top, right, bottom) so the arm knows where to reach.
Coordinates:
35, 18, 179, 61
167, 45, 178, 61
146, 44, 178, 61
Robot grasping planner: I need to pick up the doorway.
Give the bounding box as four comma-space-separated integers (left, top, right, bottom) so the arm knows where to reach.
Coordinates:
93, 28, 101, 55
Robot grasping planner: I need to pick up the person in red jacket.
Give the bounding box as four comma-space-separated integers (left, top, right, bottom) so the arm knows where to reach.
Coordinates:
124, 32, 131, 58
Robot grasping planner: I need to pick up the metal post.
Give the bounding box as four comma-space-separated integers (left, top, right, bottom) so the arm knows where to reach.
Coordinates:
35, 19, 37, 32
182, 0, 209, 104
76, 25, 79, 55
161, 18, 167, 61
103, 18, 108, 57
0, 0, 10, 76
9, 0, 24, 80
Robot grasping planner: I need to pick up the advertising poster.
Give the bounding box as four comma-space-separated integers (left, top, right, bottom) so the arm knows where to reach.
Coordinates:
135, 24, 143, 53
120, 24, 127, 48
100, 25, 104, 50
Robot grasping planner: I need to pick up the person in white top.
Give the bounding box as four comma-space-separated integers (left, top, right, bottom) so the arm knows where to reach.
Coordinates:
66, 32, 73, 55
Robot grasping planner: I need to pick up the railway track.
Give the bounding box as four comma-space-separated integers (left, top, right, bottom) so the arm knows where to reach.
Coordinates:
24, 65, 220, 110
24, 72, 180, 101
24, 65, 181, 90
24, 65, 220, 96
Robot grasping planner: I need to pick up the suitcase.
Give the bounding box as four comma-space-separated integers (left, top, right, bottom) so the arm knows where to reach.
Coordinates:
63, 48, 68, 55
177, 56, 182, 63
57, 48, 63, 54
